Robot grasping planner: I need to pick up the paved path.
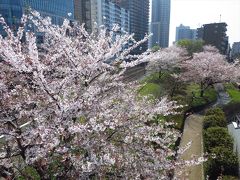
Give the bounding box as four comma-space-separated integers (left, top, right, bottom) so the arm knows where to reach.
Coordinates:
175, 114, 204, 180
213, 83, 231, 107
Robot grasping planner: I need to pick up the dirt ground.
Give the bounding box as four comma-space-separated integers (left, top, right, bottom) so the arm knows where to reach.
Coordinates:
175, 114, 204, 180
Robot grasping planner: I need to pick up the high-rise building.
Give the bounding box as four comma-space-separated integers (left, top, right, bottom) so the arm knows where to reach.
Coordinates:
76, 0, 129, 34
0, 0, 75, 34
0, 0, 129, 37
197, 23, 229, 55
175, 24, 196, 42
74, 0, 92, 32
196, 27, 204, 39
231, 42, 240, 59
118, 0, 150, 54
150, 0, 170, 48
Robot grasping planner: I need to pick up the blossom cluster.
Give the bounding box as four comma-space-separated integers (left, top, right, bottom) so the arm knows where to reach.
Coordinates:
0, 11, 185, 179
181, 45, 240, 94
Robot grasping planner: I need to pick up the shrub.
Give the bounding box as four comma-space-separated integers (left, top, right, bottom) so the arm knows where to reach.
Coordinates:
203, 114, 227, 129
205, 147, 238, 180
203, 127, 233, 153
205, 107, 225, 118
203, 108, 238, 179
223, 102, 240, 120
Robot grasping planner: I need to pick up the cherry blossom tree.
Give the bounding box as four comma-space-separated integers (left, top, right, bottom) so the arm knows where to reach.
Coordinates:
0, 11, 199, 179
146, 45, 188, 79
181, 45, 239, 97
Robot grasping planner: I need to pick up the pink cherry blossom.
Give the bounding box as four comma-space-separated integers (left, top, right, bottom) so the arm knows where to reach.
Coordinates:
0, 11, 199, 179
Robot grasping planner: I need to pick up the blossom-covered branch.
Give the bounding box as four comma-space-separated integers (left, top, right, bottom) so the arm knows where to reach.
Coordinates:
0, 11, 194, 179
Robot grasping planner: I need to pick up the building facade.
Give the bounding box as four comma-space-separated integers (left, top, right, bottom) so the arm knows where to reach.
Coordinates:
197, 23, 229, 55
231, 42, 240, 59
0, 0, 75, 34
150, 0, 170, 48
175, 24, 196, 42
74, 0, 92, 32
196, 27, 204, 39
100, 0, 129, 33
76, 0, 129, 34
118, 0, 149, 54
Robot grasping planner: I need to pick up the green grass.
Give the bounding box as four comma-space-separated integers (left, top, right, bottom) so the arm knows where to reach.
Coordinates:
141, 72, 164, 84
138, 83, 162, 99
185, 84, 217, 108
225, 83, 240, 103
165, 114, 185, 131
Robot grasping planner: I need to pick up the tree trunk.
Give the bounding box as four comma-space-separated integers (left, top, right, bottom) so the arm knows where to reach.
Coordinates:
158, 71, 162, 79
170, 84, 177, 98
200, 82, 204, 97
200, 89, 204, 97
158, 66, 164, 80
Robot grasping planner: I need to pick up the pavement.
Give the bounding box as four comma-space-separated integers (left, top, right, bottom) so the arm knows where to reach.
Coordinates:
175, 114, 204, 180
213, 83, 231, 107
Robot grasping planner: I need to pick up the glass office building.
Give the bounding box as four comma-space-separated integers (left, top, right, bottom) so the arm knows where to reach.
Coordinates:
150, 0, 171, 48
0, 0, 74, 34
77, 0, 129, 34
118, 0, 149, 54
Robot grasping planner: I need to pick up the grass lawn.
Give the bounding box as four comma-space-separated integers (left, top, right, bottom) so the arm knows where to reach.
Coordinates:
138, 82, 162, 99
185, 84, 217, 108
225, 83, 240, 103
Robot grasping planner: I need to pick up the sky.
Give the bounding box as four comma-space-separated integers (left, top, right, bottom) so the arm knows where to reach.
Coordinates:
151, 0, 240, 46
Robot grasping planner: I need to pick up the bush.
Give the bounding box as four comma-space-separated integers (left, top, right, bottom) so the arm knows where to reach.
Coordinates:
205, 107, 225, 117
203, 114, 227, 129
223, 102, 240, 120
205, 147, 238, 180
203, 127, 233, 153
203, 108, 227, 129
203, 108, 238, 179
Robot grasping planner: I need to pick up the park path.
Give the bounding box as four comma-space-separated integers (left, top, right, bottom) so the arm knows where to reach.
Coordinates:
175, 83, 231, 179
213, 83, 230, 106
175, 114, 204, 180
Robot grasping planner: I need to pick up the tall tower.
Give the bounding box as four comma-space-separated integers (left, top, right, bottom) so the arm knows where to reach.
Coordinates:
74, 0, 92, 33
75, 0, 129, 34
118, 0, 150, 54
175, 24, 196, 42
202, 23, 228, 55
0, 0, 75, 36
150, 0, 171, 48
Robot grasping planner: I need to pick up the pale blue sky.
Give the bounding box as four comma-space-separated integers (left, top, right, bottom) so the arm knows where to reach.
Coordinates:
151, 0, 240, 46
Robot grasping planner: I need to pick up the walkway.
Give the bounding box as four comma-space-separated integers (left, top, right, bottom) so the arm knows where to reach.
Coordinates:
175, 83, 233, 179
213, 83, 231, 107
175, 114, 204, 180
